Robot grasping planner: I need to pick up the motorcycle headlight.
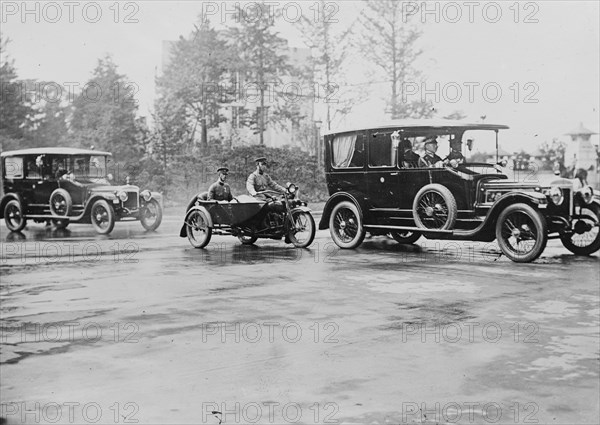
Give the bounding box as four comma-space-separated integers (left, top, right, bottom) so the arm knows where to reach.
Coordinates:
288, 184, 297, 194
580, 186, 594, 204
549, 186, 563, 206
141, 190, 152, 202
117, 190, 128, 202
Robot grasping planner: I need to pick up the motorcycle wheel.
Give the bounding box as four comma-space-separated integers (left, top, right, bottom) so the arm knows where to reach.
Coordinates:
288, 211, 316, 248
186, 209, 212, 248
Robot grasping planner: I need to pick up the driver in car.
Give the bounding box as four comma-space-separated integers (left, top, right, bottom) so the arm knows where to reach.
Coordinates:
246, 157, 286, 200
444, 139, 465, 168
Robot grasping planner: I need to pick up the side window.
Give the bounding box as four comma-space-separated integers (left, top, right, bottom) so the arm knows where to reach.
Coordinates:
369, 133, 396, 167
331, 133, 363, 168
26, 158, 42, 179
4, 157, 24, 179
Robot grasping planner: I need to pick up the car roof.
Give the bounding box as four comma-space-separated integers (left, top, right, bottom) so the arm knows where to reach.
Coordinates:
0, 147, 112, 158
323, 119, 509, 136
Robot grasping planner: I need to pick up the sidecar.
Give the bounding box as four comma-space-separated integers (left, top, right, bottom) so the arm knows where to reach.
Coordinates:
180, 191, 316, 249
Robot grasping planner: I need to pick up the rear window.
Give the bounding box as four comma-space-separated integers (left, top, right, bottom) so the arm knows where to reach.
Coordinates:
369, 132, 397, 167
4, 157, 24, 179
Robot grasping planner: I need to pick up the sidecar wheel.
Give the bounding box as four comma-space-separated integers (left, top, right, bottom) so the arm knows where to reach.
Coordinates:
238, 235, 258, 245
288, 211, 316, 248
186, 209, 212, 248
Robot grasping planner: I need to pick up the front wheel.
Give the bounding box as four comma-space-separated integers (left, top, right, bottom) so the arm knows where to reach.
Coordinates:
140, 199, 163, 231
560, 204, 600, 255
90, 199, 115, 235
329, 201, 365, 249
389, 230, 421, 244
186, 209, 212, 248
288, 211, 316, 248
496, 203, 547, 263
4, 199, 27, 232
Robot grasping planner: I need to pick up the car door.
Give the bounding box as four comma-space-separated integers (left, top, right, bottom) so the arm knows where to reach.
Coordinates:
31, 155, 62, 209
366, 131, 401, 210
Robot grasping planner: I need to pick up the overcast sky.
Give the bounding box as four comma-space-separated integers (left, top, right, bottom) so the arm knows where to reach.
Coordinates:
1, 0, 598, 152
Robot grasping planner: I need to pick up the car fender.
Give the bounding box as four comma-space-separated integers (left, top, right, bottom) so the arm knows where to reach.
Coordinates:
0, 193, 25, 214
481, 191, 548, 234
83, 193, 118, 215
319, 191, 371, 230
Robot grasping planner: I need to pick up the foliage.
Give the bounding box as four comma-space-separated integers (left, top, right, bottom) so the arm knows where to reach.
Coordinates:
0, 35, 34, 150
356, 0, 433, 119
227, 2, 295, 145
69, 56, 146, 163
538, 139, 567, 170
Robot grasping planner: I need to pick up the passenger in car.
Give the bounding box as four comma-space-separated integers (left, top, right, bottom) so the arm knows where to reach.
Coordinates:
418, 137, 443, 167
400, 139, 420, 168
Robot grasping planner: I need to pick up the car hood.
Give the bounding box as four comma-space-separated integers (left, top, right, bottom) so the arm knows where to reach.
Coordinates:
481, 177, 573, 191
88, 184, 139, 193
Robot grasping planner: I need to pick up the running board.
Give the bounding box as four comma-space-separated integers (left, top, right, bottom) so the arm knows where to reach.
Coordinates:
363, 224, 454, 235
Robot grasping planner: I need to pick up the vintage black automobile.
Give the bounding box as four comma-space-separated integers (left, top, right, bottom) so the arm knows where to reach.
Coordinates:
1, 147, 162, 235
318, 120, 600, 262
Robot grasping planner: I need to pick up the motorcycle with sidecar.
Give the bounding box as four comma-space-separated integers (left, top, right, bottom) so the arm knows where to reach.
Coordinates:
179, 183, 316, 249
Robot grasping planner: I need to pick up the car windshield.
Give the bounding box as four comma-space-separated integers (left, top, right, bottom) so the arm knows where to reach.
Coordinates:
72, 155, 108, 180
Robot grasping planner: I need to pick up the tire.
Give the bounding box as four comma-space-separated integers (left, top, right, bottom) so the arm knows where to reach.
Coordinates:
413, 184, 457, 230
49, 189, 72, 217
288, 210, 316, 248
238, 235, 258, 245
329, 201, 366, 249
496, 203, 548, 263
52, 219, 69, 229
90, 199, 115, 235
390, 230, 421, 244
4, 199, 27, 232
560, 204, 600, 255
186, 209, 212, 248
140, 199, 163, 231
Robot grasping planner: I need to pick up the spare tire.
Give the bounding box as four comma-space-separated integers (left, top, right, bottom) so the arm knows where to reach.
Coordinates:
412, 184, 457, 230
49, 189, 72, 217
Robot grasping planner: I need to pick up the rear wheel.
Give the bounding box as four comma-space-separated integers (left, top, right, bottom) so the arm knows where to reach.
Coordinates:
186, 209, 212, 248
4, 200, 26, 232
329, 201, 365, 249
496, 203, 547, 263
90, 199, 115, 235
389, 230, 421, 244
140, 199, 163, 231
288, 210, 316, 248
560, 204, 600, 255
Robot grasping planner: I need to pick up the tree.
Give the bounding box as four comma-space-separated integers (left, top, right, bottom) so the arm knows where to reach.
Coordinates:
295, 0, 360, 131
356, 0, 432, 119
157, 21, 234, 152
70, 56, 145, 163
0, 35, 34, 150
227, 2, 293, 145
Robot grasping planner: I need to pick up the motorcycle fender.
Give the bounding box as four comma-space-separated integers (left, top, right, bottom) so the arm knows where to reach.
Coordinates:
290, 206, 312, 214
179, 206, 213, 238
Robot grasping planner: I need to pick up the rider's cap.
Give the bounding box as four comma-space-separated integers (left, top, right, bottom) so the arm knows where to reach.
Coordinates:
424, 136, 438, 146
217, 167, 229, 174
255, 157, 267, 164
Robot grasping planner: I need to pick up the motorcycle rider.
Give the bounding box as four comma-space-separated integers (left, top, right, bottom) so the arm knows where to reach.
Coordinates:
246, 157, 286, 199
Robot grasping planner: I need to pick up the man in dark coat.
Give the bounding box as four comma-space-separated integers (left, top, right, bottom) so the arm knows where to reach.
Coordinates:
418, 137, 443, 167
207, 167, 233, 201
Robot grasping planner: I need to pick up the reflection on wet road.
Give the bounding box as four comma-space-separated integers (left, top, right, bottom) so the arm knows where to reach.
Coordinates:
1, 214, 598, 424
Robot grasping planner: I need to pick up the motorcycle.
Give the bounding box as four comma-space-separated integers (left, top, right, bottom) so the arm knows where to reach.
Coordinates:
179, 183, 316, 249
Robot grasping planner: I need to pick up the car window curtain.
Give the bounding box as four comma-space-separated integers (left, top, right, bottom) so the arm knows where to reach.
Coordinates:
332, 134, 357, 168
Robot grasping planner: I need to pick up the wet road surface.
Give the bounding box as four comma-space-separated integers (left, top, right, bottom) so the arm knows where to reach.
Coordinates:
1, 211, 599, 424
